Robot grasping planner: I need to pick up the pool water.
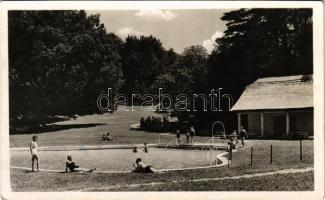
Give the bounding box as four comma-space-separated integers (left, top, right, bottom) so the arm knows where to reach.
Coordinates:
11, 148, 220, 172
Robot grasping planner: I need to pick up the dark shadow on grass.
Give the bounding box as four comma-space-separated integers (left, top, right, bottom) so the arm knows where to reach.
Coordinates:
24, 170, 35, 173
10, 123, 107, 135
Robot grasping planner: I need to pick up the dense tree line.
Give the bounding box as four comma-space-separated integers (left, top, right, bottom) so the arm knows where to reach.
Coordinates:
9, 11, 123, 127
9, 9, 313, 133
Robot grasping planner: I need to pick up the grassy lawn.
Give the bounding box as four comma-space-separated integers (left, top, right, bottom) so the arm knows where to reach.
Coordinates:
10, 106, 212, 148
112, 171, 314, 191
9, 107, 314, 191
10, 167, 314, 191
10, 139, 313, 191
230, 139, 313, 170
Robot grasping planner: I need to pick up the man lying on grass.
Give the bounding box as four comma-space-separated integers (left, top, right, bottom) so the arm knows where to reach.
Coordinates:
132, 158, 156, 173
66, 155, 96, 173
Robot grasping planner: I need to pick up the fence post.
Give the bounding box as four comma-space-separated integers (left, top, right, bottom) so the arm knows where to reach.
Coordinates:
300, 139, 303, 161
250, 147, 253, 166
270, 145, 273, 165
228, 144, 232, 168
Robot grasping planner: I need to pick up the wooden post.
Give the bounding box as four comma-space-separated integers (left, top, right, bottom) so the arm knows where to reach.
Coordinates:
260, 112, 264, 137
228, 144, 232, 168
210, 147, 212, 166
286, 112, 290, 136
237, 113, 241, 133
250, 147, 253, 166
300, 139, 302, 161
270, 145, 273, 165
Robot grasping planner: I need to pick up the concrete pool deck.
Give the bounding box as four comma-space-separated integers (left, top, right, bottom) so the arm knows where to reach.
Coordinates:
10, 151, 230, 174
10, 143, 230, 173
10, 142, 228, 151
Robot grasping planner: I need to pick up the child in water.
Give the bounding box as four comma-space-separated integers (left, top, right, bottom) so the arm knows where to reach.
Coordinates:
143, 143, 148, 153
132, 146, 138, 153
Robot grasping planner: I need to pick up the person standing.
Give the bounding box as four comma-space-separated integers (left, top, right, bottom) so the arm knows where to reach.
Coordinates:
185, 131, 190, 143
189, 125, 196, 143
239, 126, 248, 147
176, 129, 181, 145
30, 135, 40, 172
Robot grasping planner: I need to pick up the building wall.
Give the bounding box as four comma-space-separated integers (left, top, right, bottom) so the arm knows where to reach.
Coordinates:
263, 113, 281, 136
290, 111, 313, 135
247, 112, 261, 135
242, 109, 313, 138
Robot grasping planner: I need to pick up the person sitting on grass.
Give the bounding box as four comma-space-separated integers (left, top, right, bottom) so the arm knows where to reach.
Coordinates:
30, 135, 40, 172
132, 158, 155, 173
102, 132, 113, 141
65, 155, 96, 173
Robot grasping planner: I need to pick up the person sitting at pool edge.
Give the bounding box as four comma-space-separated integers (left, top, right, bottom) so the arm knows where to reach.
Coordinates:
66, 155, 96, 173
132, 158, 155, 173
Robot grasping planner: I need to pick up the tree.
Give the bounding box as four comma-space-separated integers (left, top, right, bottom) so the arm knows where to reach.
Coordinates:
120, 35, 172, 96
152, 45, 208, 97
205, 8, 313, 131
9, 11, 123, 128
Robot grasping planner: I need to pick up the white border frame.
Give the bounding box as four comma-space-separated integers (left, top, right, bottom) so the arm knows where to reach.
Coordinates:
0, 1, 324, 200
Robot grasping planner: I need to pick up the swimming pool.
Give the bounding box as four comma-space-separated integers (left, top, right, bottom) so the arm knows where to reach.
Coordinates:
11, 147, 224, 173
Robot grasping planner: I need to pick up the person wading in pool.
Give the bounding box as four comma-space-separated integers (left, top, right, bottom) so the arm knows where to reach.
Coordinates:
143, 143, 149, 153
132, 158, 155, 173
65, 155, 96, 173
132, 146, 138, 153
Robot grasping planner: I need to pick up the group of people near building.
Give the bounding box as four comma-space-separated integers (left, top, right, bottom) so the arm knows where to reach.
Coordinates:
227, 126, 248, 151
140, 114, 170, 132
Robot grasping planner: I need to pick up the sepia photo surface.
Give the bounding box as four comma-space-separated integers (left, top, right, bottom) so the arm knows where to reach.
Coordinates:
0, 1, 324, 200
